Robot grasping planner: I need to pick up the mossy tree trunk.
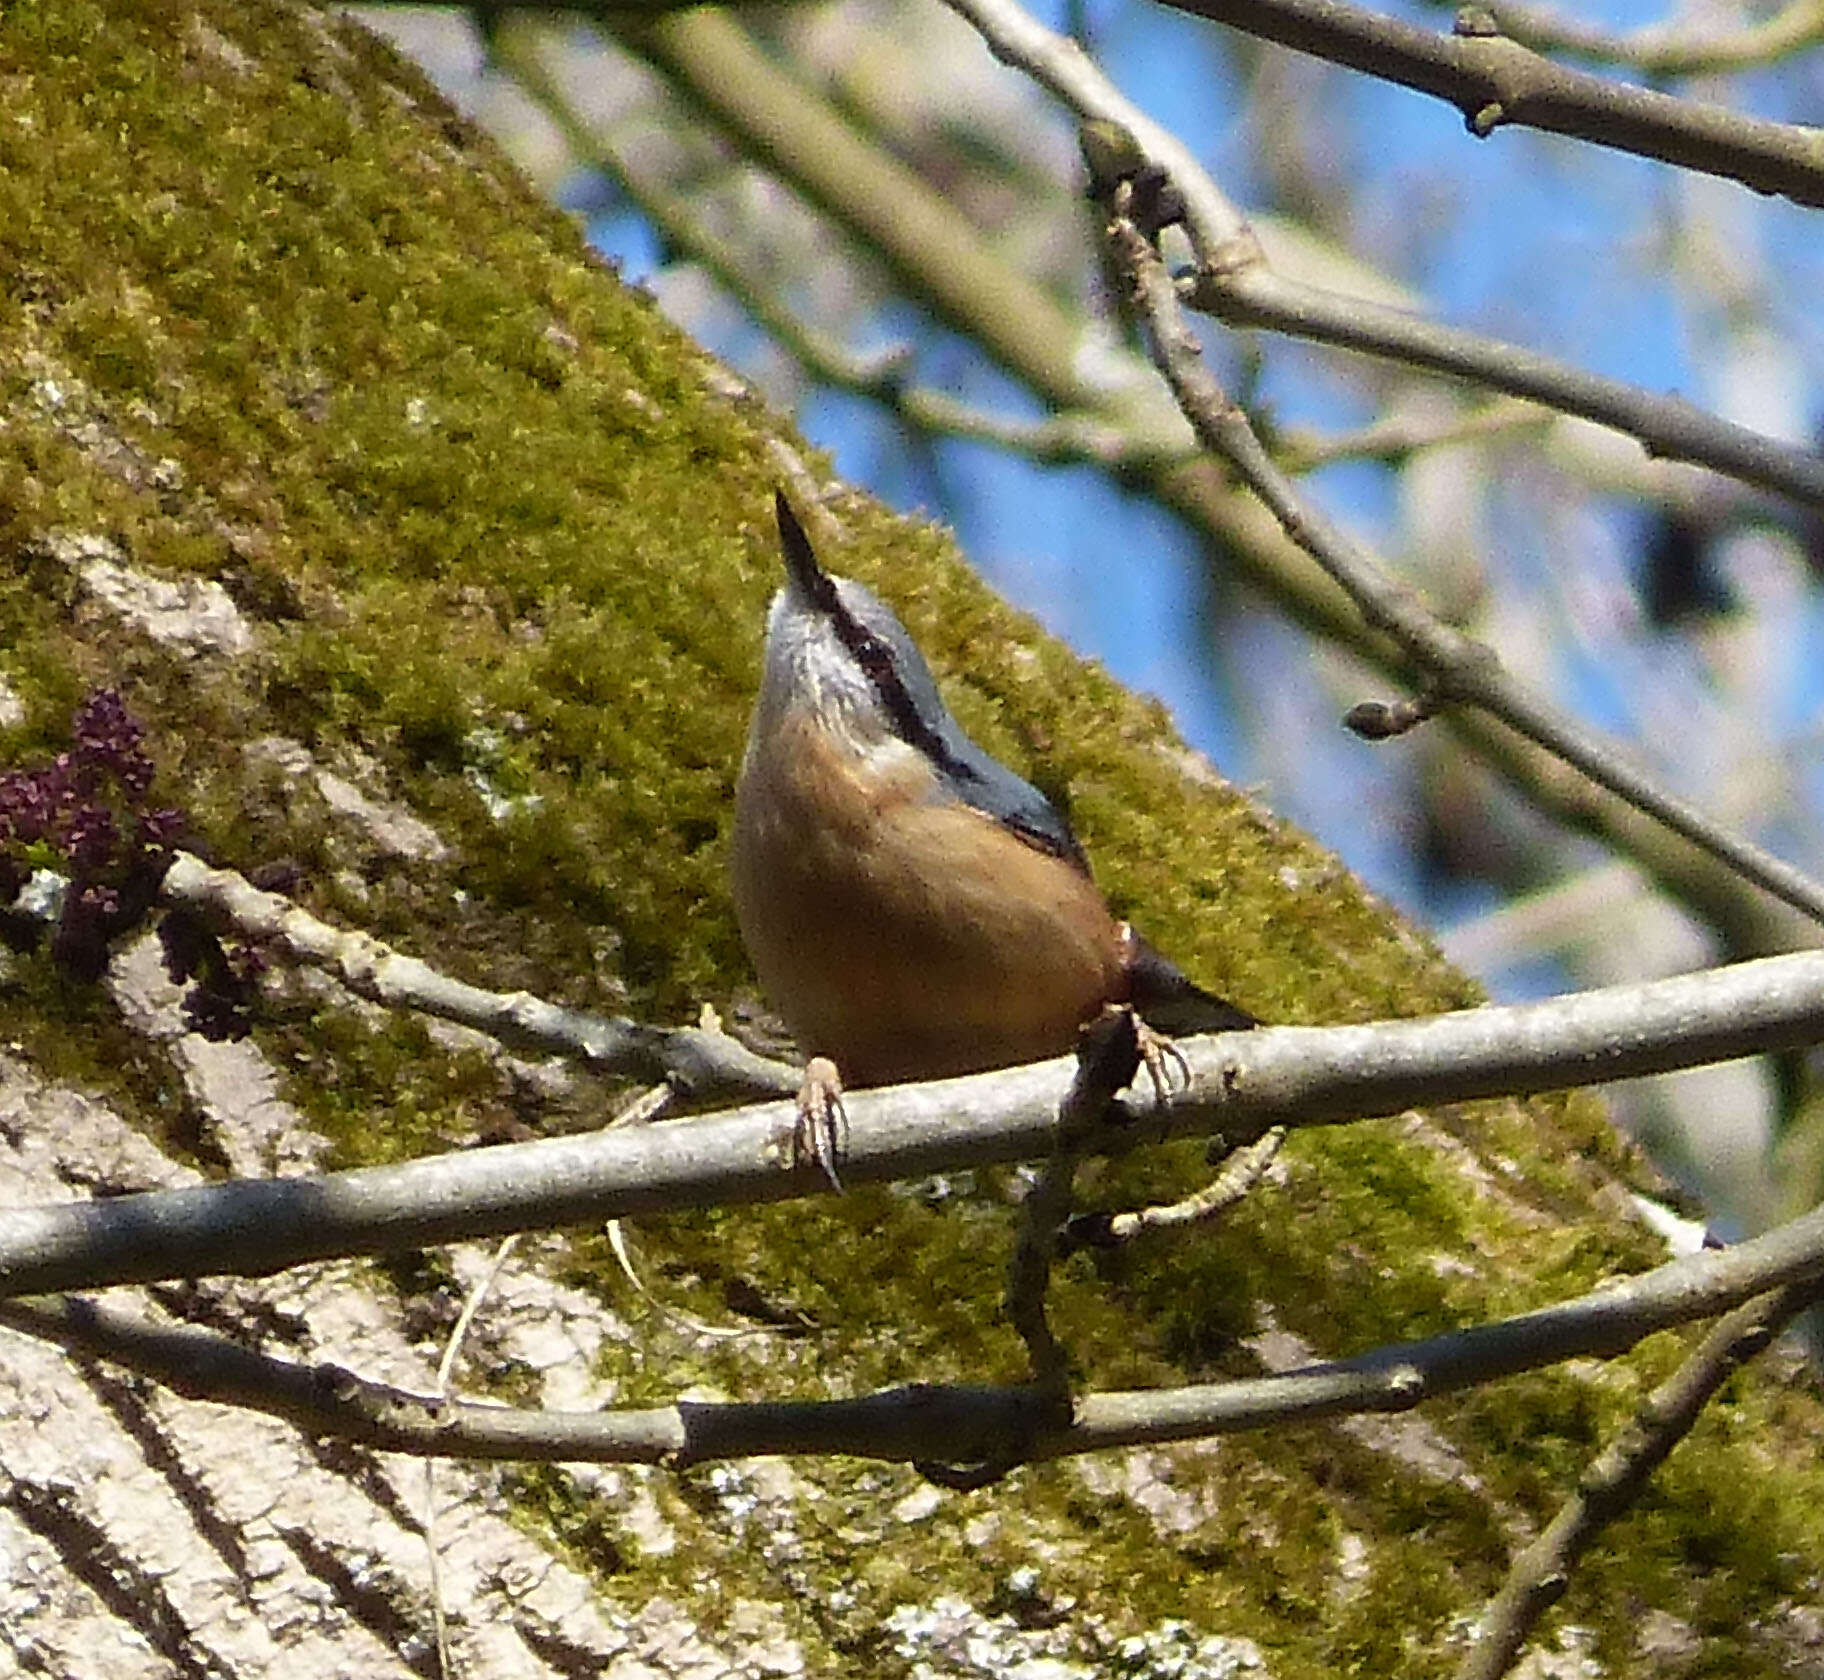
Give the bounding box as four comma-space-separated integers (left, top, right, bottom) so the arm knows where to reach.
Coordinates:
0, 2, 1820, 1676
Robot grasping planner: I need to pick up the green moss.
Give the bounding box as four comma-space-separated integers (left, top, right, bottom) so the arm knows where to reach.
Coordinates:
0, 967, 185, 1138
273, 1008, 504, 1169
505, 1464, 634, 1580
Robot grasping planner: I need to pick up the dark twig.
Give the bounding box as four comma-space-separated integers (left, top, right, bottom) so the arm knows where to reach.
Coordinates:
1006, 1010, 1145, 1383
916, 1015, 1146, 1486
1005, 1155, 1080, 1388
4, 1236, 1823, 1469
1455, 1280, 1822, 1680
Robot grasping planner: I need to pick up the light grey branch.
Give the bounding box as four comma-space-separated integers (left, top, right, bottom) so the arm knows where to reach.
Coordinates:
1455, 1280, 1821, 1680
1103, 209, 1824, 930
160, 852, 798, 1103
1066, 1127, 1286, 1250
6, 1214, 1824, 1468
943, 0, 1824, 510
1442, 0, 1824, 75
7, 947, 1824, 1296
1066, 1206, 1824, 1455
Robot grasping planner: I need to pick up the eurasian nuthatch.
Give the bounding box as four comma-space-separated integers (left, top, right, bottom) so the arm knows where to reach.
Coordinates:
733, 491, 1253, 1094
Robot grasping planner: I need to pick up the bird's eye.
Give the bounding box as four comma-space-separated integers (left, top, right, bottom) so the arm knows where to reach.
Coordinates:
854, 635, 895, 681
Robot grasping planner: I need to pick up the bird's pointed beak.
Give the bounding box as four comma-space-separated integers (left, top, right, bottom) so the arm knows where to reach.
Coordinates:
775, 489, 835, 609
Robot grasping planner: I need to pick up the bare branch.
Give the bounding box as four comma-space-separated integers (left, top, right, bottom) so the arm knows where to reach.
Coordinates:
1103, 208, 1824, 929
1006, 1153, 1079, 1387
4, 1224, 1822, 1468
1152, 0, 1824, 207
1456, 1280, 1822, 1680
7, 947, 1824, 1296
160, 852, 798, 1103
944, 0, 1824, 510
1446, 0, 1824, 76
1275, 398, 1549, 469
497, 29, 1185, 478
1063, 1128, 1285, 1251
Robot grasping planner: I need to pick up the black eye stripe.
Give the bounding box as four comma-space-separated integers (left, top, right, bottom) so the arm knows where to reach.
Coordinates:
775, 493, 1080, 870
829, 601, 949, 766
835, 592, 1085, 869
777, 496, 941, 760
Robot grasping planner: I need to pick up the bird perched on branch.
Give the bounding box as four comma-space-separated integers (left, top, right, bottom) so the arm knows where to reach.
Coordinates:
733, 491, 1254, 1171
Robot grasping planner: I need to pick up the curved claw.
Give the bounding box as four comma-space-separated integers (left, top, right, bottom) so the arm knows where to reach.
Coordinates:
1131, 1015, 1191, 1105
795, 1055, 849, 1189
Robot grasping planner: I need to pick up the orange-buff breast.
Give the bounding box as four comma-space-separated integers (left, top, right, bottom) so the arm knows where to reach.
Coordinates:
733, 716, 1127, 1085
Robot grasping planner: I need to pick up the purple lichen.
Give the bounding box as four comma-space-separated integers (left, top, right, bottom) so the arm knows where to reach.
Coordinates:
0, 691, 261, 1032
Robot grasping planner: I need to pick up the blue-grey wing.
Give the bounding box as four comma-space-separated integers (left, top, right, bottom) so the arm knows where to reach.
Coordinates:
942, 732, 1091, 874
835, 574, 1091, 873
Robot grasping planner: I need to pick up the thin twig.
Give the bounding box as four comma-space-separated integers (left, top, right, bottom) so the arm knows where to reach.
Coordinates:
159, 852, 798, 1103
923, 1138, 1085, 1489
1455, 1279, 1822, 1680
1155, 0, 1824, 208
9, 945, 1824, 1295
1064, 1128, 1285, 1251
944, 0, 1824, 510
1002, 1020, 1143, 1388
599, 1085, 771, 1339
425, 1233, 520, 1680
1436, 0, 1824, 75
3, 1225, 1822, 1467
1006, 1153, 1079, 1387
1103, 207, 1824, 930
1276, 398, 1549, 469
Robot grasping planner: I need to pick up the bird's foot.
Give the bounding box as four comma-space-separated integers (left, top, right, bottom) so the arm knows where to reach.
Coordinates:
1130, 1014, 1191, 1105
1084, 1003, 1190, 1107
794, 1055, 849, 1189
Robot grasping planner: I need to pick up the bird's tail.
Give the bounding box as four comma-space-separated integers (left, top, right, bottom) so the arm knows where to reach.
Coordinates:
1124, 931, 1257, 1035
